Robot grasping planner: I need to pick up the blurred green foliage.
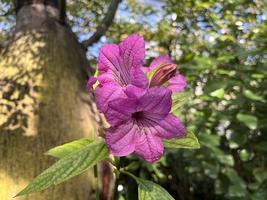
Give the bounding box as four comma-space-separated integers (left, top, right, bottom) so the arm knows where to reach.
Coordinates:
1, 0, 266, 199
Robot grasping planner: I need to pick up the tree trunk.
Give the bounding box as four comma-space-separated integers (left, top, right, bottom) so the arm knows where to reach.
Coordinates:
0, 1, 103, 199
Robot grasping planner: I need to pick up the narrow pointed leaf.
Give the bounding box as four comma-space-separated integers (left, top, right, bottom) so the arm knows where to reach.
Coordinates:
163, 131, 200, 149
16, 139, 109, 196
45, 138, 93, 158
244, 90, 265, 103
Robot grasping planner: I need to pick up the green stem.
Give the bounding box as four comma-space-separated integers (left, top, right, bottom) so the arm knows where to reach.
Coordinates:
112, 176, 119, 200
111, 157, 120, 200
120, 170, 138, 182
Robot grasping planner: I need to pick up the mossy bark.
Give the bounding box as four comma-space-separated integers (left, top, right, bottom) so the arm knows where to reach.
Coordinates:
0, 3, 102, 200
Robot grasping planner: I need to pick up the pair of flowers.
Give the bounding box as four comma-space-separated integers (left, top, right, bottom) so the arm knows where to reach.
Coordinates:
88, 34, 187, 162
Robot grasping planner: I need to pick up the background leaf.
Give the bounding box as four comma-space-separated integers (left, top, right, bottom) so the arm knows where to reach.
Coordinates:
244, 90, 266, 103
210, 88, 224, 99
163, 131, 200, 149
171, 91, 192, 113
236, 113, 258, 130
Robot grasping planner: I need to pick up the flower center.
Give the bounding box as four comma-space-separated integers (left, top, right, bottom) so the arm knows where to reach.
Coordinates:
132, 111, 144, 121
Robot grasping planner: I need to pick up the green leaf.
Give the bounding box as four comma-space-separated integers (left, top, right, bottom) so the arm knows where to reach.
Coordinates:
198, 134, 220, 147
122, 171, 175, 200
253, 168, 267, 183
224, 168, 246, 189
16, 139, 109, 196
244, 90, 265, 103
163, 131, 200, 149
210, 88, 224, 99
251, 192, 267, 200
204, 81, 227, 93
171, 91, 191, 112
46, 138, 93, 158
227, 185, 247, 198
138, 178, 175, 200
236, 113, 258, 130
255, 141, 267, 152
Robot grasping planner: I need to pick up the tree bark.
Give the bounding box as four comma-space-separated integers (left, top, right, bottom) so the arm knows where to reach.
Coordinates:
0, 1, 103, 199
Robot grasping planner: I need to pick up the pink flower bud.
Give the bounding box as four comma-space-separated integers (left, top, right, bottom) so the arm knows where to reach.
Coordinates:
150, 63, 177, 87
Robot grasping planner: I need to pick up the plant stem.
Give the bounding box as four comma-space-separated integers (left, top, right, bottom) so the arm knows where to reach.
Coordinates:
94, 165, 100, 200
120, 170, 138, 182
112, 157, 120, 200
112, 176, 119, 200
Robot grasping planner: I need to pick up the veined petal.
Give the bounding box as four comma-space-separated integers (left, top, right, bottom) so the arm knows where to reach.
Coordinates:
148, 54, 172, 71
138, 87, 172, 117
98, 44, 120, 73
98, 44, 130, 86
96, 72, 114, 86
105, 120, 138, 156
145, 114, 186, 139
135, 132, 163, 162
106, 98, 137, 126
130, 65, 148, 88
167, 74, 187, 92
94, 83, 125, 113
124, 85, 146, 99
119, 33, 145, 70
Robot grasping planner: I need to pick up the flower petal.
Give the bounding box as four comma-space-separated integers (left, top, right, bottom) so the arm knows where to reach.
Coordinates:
105, 120, 138, 156
141, 66, 149, 73
135, 133, 163, 162
98, 44, 130, 86
148, 54, 172, 71
145, 114, 186, 139
119, 33, 145, 70
98, 44, 120, 73
138, 87, 172, 118
130, 65, 148, 88
106, 98, 137, 126
167, 74, 187, 92
94, 83, 125, 113
119, 34, 147, 88
96, 72, 115, 86
124, 85, 146, 99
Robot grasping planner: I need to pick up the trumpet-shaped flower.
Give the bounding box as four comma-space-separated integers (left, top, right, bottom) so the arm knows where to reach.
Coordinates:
87, 34, 148, 112
104, 86, 186, 162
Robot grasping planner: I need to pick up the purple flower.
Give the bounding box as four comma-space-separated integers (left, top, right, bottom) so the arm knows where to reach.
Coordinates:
87, 34, 148, 113
104, 86, 186, 162
87, 33, 187, 162
146, 54, 187, 92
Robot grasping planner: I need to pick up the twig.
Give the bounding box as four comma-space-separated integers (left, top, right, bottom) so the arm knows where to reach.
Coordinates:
82, 0, 121, 48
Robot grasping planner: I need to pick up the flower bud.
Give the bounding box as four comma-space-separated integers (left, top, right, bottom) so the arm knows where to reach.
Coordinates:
150, 63, 177, 87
